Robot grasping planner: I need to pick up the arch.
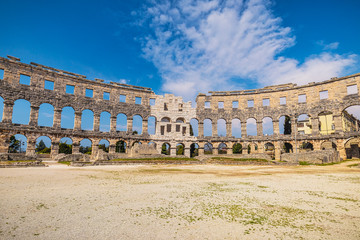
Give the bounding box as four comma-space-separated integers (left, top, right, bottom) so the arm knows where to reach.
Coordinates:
148, 141, 156, 148
80, 139, 92, 154
133, 115, 143, 134
100, 111, 111, 132
320, 141, 337, 150
161, 142, 171, 155
279, 115, 291, 135
297, 114, 312, 135
262, 117, 273, 136
176, 118, 185, 123
148, 116, 156, 135
8, 134, 27, 153
132, 141, 142, 147
81, 109, 94, 130
117, 113, 127, 132
161, 117, 170, 122
204, 142, 213, 154
116, 140, 127, 153
61, 106, 75, 129
35, 136, 52, 154
246, 118, 257, 136
301, 142, 314, 151
264, 142, 275, 159
190, 143, 199, 157
176, 143, 184, 155
190, 118, 199, 137
59, 137, 72, 154
231, 119, 241, 138
0, 96, 3, 121
98, 139, 110, 153
217, 119, 226, 137
203, 119, 212, 137
344, 137, 360, 159
12, 99, 31, 125
37, 103, 54, 127
283, 142, 293, 153
342, 105, 360, 132
318, 111, 334, 135
232, 143, 242, 154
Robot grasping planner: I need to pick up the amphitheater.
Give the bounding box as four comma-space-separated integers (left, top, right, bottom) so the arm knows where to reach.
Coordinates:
0, 55, 359, 162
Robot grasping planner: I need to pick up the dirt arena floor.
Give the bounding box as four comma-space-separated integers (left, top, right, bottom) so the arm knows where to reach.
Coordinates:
1, 160, 360, 240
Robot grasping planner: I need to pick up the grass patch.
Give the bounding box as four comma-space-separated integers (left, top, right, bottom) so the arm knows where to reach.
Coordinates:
110, 157, 196, 161
0, 160, 38, 164
211, 157, 268, 162
58, 161, 71, 165
347, 163, 359, 168
299, 161, 311, 165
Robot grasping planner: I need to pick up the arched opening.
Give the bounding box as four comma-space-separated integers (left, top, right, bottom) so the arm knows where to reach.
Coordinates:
264, 142, 275, 159
190, 143, 199, 157
204, 142, 213, 154
176, 143, 184, 155
321, 141, 337, 150
148, 142, 156, 148
0, 96, 4, 121
246, 118, 257, 136
8, 134, 27, 153
190, 118, 199, 137
342, 105, 360, 132
80, 139, 92, 154
100, 111, 111, 132
232, 143, 242, 154
12, 99, 30, 125
81, 109, 94, 130
98, 139, 109, 153
35, 136, 51, 154
297, 114, 312, 135
161, 142, 170, 155
247, 144, 251, 154
38, 103, 54, 127
176, 118, 185, 123
283, 142, 293, 153
301, 142, 314, 151
161, 117, 170, 122
231, 119, 241, 138
133, 115, 143, 134
203, 119, 212, 137
132, 141, 142, 147
217, 119, 226, 137
148, 116, 156, 135
318, 111, 334, 135
279, 115, 291, 135
116, 140, 127, 153
344, 137, 360, 159
116, 113, 127, 132
218, 143, 227, 154
59, 137, 72, 154
61, 106, 75, 129
262, 117, 273, 136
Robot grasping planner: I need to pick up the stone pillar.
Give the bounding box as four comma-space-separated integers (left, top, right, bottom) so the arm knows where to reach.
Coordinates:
74, 111, 82, 130
291, 118, 297, 136
53, 108, 62, 128
0, 134, 9, 153
29, 105, 40, 126
110, 116, 117, 133
333, 114, 343, 134
214, 121, 218, 137
198, 122, 204, 137
26, 138, 36, 155
2, 100, 14, 123
109, 144, 116, 154
311, 117, 319, 135
51, 142, 59, 157
184, 147, 190, 157
170, 147, 176, 156
72, 142, 80, 154
256, 121, 263, 136
127, 118, 133, 133
143, 119, 148, 135
94, 114, 100, 131
198, 147, 204, 155
226, 122, 232, 137
274, 142, 281, 160
273, 120, 279, 136
241, 122, 247, 137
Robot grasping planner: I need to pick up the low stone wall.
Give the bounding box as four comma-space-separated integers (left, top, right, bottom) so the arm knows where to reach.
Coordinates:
196, 153, 272, 161
280, 150, 340, 164
0, 153, 38, 161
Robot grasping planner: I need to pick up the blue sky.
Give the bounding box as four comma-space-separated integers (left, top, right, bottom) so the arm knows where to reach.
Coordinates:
1, 0, 360, 148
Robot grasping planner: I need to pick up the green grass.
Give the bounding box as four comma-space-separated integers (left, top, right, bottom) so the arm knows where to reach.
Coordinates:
211, 157, 268, 162
0, 160, 39, 164
299, 161, 311, 165
110, 157, 196, 161
58, 161, 71, 165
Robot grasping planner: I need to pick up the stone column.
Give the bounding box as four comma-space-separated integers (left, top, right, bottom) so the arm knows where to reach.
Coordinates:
198, 147, 204, 156
110, 116, 117, 133
29, 105, 40, 126
72, 142, 80, 154
291, 118, 297, 136
93, 114, 100, 131
214, 121, 218, 137
241, 122, 247, 137
51, 142, 59, 158
109, 144, 116, 154
143, 119, 148, 135
53, 108, 62, 128
256, 121, 263, 136
74, 111, 82, 130
198, 122, 204, 137
26, 138, 36, 155
273, 120, 279, 136
333, 114, 343, 134
311, 117, 319, 135
226, 122, 232, 137
170, 147, 176, 156
274, 142, 281, 160
2, 100, 14, 123
0, 134, 9, 153
184, 147, 190, 157
127, 118, 133, 133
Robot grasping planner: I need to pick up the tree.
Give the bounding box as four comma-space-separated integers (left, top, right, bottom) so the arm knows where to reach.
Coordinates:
36, 140, 46, 152
59, 142, 72, 154
80, 146, 92, 154
176, 144, 184, 155
98, 144, 109, 153
8, 136, 20, 153
232, 143, 242, 154
116, 141, 126, 153
161, 144, 169, 155
284, 116, 292, 135
190, 125, 194, 136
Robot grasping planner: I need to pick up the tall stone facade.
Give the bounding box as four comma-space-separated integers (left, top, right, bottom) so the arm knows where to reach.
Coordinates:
0, 55, 359, 160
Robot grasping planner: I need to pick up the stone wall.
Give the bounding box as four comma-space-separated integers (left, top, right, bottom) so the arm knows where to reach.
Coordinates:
280, 150, 340, 164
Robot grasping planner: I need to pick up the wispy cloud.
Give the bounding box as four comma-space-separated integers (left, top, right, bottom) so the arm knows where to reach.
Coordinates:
140, 0, 357, 100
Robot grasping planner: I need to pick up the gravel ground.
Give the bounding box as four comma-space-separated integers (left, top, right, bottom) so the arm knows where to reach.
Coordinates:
1, 161, 360, 240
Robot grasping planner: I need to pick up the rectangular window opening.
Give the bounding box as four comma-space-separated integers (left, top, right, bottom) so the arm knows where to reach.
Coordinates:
205, 101, 210, 108
280, 97, 286, 105
135, 97, 142, 104
161, 126, 165, 135
263, 98, 270, 106
178, 103, 183, 111
119, 95, 126, 103
66, 85, 75, 94
247, 100, 254, 108
0, 69, 4, 80
44, 80, 54, 90
218, 101, 224, 109
298, 94, 306, 103
319, 90, 328, 99
176, 125, 180, 132
85, 88, 93, 98
103, 92, 110, 100
347, 84, 358, 95
150, 98, 155, 106
167, 124, 171, 132
164, 103, 168, 111
19, 74, 30, 85
232, 101, 239, 108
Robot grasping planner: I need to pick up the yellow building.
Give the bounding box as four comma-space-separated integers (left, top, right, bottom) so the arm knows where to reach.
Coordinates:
342, 111, 360, 132
319, 112, 335, 135
297, 119, 312, 135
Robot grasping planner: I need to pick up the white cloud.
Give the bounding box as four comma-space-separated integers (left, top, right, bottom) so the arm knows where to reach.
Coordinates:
140, 0, 357, 100
119, 79, 129, 84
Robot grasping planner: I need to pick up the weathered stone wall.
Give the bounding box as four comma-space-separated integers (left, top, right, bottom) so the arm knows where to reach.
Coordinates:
280, 150, 340, 164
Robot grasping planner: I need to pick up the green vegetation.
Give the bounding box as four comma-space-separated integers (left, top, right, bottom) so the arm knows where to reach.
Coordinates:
211, 157, 268, 162
232, 143, 242, 154
79, 146, 92, 154
59, 142, 72, 154
98, 144, 109, 153
58, 161, 71, 165
35, 140, 51, 154
110, 157, 196, 161
299, 161, 311, 165
8, 136, 21, 153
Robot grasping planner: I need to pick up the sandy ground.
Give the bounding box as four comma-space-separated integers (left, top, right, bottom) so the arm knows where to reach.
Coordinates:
1, 161, 360, 240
